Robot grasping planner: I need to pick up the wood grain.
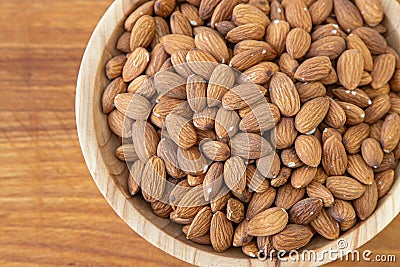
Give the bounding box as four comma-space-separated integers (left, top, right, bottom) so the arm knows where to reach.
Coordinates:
0, 0, 398, 266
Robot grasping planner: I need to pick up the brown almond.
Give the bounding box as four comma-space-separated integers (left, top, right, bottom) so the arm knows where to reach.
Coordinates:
381, 113, 400, 153
310, 208, 340, 240
210, 211, 234, 253
226, 23, 266, 43
122, 48, 150, 82
275, 183, 306, 210
270, 72, 301, 117
353, 181, 378, 220
295, 97, 330, 134
272, 224, 313, 251
285, 0, 312, 32
375, 169, 395, 198
306, 181, 335, 207
247, 207, 288, 236
306, 36, 346, 60
289, 198, 323, 225
371, 53, 396, 89
105, 55, 127, 80
326, 176, 366, 200
347, 154, 374, 185
322, 136, 348, 176
337, 49, 364, 90
346, 34, 374, 71
230, 133, 272, 160
195, 30, 230, 63
294, 56, 332, 82
333, 0, 363, 33
130, 15, 156, 51
224, 156, 247, 194
165, 114, 197, 149
265, 20, 290, 55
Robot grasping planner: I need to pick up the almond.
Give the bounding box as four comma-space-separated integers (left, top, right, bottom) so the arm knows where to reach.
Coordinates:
295, 135, 321, 167
102, 77, 127, 113
132, 121, 160, 162
232, 3, 270, 28
270, 0, 285, 21
105, 55, 127, 80
224, 156, 247, 194
281, 147, 304, 169
114, 93, 151, 120
155, 0, 176, 18
375, 169, 395, 198
177, 146, 208, 175
306, 36, 346, 60
326, 176, 366, 200
310, 208, 340, 240
226, 198, 245, 223
124, 1, 155, 31
324, 97, 346, 129
291, 165, 318, 188
186, 74, 207, 112
265, 20, 290, 55
328, 199, 356, 223
381, 113, 400, 153
195, 30, 230, 63
193, 107, 218, 130
180, 3, 203, 27
115, 144, 138, 162
364, 94, 391, 124
294, 56, 332, 82
285, 0, 312, 32
272, 224, 313, 251
353, 181, 378, 220
336, 101, 366, 126
187, 206, 212, 238
233, 220, 252, 247
275, 117, 298, 149
230, 133, 272, 160
332, 88, 372, 108
207, 64, 235, 107
199, 0, 222, 20
295, 96, 330, 134
152, 16, 171, 49
203, 162, 224, 201
289, 198, 323, 225
210, 211, 234, 252
222, 84, 265, 110
371, 53, 396, 89
123, 48, 150, 82
286, 28, 311, 59
130, 15, 156, 51
309, 0, 333, 25
347, 154, 374, 185
234, 40, 278, 61
239, 102, 280, 132
211, 0, 240, 28
200, 140, 230, 162
322, 136, 348, 176
160, 34, 196, 54
275, 183, 306, 210
337, 49, 364, 90
165, 114, 197, 149
306, 181, 335, 207
270, 72, 301, 117
226, 23, 265, 43
352, 27, 387, 55
333, 0, 363, 33
128, 160, 144, 195
240, 62, 279, 84
141, 156, 167, 201
256, 151, 281, 179
247, 207, 288, 236
170, 11, 193, 36
354, 0, 383, 27
157, 138, 186, 179
229, 48, 266, 71
108, 110, 133, 138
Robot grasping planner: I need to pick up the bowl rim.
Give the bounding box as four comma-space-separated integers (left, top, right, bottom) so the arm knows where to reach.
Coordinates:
76, 0, 400, 266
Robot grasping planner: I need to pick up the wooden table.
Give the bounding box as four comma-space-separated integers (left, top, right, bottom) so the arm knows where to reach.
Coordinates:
0, 1, 398, 266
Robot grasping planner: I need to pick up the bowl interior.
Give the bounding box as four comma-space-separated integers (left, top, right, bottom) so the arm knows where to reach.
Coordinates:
76, 0, 400, 266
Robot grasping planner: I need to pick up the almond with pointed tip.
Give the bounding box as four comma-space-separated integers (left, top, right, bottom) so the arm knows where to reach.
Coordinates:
337, 49, 364, 90
333, 0, 363, 33
272, 224, 313, 251
269, 72, 301, 117
210, 211, 234, 253
322, 136, 348, 176
381, 113, 400, 153
310, 208, 340, 240
187, 206, 212, 238
294, 56, 332, 82
247, 207, 288, 236
275, 183, 306, 210
285, 0, 312, 32
326, 176, 366, 200
295, 96, 330, 134
353, 181, 378, 220
265, 20, 290, 55
123, 48, 150, 82
295, 135, 322, 167
289, 198, 323, 225
130, 15, 156, 51
165, 114, 197, 149
226, 23, 265, 43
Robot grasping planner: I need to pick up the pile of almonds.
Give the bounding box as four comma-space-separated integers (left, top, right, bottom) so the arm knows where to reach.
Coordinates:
102, 0, 400, 256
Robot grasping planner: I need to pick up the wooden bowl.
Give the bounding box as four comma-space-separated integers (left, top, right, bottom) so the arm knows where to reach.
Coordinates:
76, 0, 400, 266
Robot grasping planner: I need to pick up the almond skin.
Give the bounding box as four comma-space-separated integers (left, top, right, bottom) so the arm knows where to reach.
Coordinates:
130, 15, 156, 51
223, 156, 247, 194
353, 181, 378, 220
122, 48, 150, 82
294, 56, 332, 82
295, 96, 330, 134
337, 49, 364, 90
347, 154, 374, 185
187, 206, 212, 238
210, 211, 234, 253
165, 114, 197, 149
346, 34, 374, 71
247, 207, 288, 236
375, 169, 395, 198
195, 30, 230, 63
371, 53, 396, 89
310, 208, 340, 240
269, 72, 301, 117
381, 113, 400, 153
275, 183, 305, 210
285, 0, 312, 32
141, 156, 167, 202
246, 188, 276, 220
354, 0, 383, 27
226, 23, 266, 43
322, 136, 348, 176
265, 20, 290, 55
295, 135, 322, 167
352, 27, 388, 55
326, 176, 366, 201
306, 181, 335, 207
361, 138, 384, 168
333, 0, 363, 33
306, 36, 346, 60
289, 198, 323, 225
272, 224, 313, 251
286, 28, 311, 59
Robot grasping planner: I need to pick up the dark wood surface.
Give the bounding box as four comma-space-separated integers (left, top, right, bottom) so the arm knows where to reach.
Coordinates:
0, 0, 398, 266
